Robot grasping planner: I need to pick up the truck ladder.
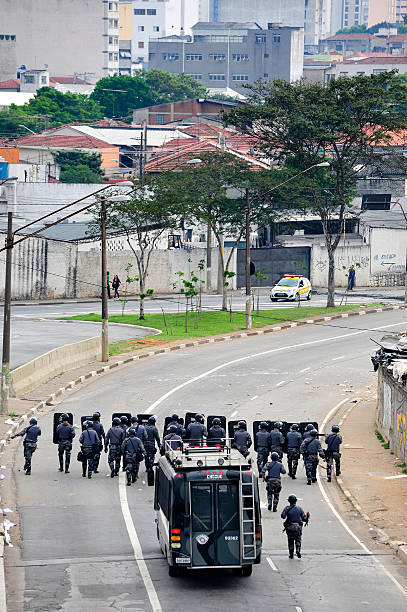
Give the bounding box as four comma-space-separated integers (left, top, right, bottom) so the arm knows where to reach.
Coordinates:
240, 467, 256, 561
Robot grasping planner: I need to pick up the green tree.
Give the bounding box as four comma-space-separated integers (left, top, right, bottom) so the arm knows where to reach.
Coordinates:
226, 73, 407, 306
336, 24, 367, 34
55, 151, 104, 184
139, 69, 207, 104
59, 164, 103, 184
90, 74, 153, 118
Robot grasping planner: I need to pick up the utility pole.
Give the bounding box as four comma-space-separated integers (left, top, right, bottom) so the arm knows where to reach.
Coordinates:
1, 212, 13, 414
206, 222, 212, 293
245, 188, 252, 330
101, 199, 109, 362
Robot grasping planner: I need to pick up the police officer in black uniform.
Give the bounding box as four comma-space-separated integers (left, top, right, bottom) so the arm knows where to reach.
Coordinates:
303, 424, 314, 440
166, 414, 185, 438
187, 414, 207, 444
262, 451, 286, 511
56, 413, 75, 473
11, 417, 41, 475
105, 417, 125, 477
122, 427, 145, 485
91, 412, 105, 474
79, 420, 100, 479
144, 415, 161, 471
161, 424, 182, 452
270, 422, 284, 460
286, 423, 302, 480
300, 429, 325, 485
325, 425, 342, 482
207, 418, 226, 447
281, 494, 308, 559
233, 421, 252, 457
130, 416, 148, 442
120, 416, 129, 471
256, 422, 271, 472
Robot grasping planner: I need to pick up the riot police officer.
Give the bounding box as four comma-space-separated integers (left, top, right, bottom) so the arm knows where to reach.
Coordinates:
166, 414, 185, 438
281, 495, 309, 559
255, 422, 271, 472
262, 451, 286, 512
130, 416, 148, 442
233, 421, 252, 458
91, 412, 105, 474
11, 417, 41, 475
79, 420, 100, 479
207, 418, 226, 447
187, 414, 207, 444
300, 429, 325, 485
120, 416, 130, 471
303, 424, 314, 440
122, 427, 145, 486
286, 423, 302, 480
161, 424, 182, 452
270, 422, 284, 460
56, 413, 75, 473
105, 417, 125, 477
325, 425, 342, 482
144, 415, 160, 472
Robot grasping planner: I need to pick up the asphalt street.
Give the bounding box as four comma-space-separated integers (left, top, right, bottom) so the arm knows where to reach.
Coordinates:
5, 309, 407, 611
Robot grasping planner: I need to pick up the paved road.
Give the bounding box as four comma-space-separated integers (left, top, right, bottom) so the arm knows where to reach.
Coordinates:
5, 310, 407, 611
0, 319, 158, 369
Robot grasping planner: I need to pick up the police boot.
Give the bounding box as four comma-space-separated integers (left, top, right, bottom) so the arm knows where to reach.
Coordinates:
289, 549, 294, 559
307, 479, 311, 485
65, 459, 70, 474
127, 473, 132, 486
327, 476, 331, 482
25, 469, 31, 475
312, 477, 317, 483
132, 473, 137, 483
268, 504, 272, 511
296, 547, 301, 559
58, 456, 64, 472
110, 469, 115, 478
88, 471, 92, 479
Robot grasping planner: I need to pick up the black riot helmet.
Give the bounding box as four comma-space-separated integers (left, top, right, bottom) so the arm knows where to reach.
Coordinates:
61, 413, 69, 422
260, 421, 268, 430
305, 424, 314, 432
195, 413, 204, 423
121, 416, 128, 426
310, 429, 318, 437
238, 421, 246, 429
148, 415, 156, 424
274, 421, 282, 429
212, 418, 221, 426
291, 423, 299, 431
131, 416, 138, 424
128, 427, 136, 437
332, 425, 340, 433
112, 417, 121, 426
271, 451, 279, 461
86, 420, 93, 428
288, 494, 297, 504
92, 412, 100, 421
170, 413, 179, 421
29, 417, 37, 425
167, 424, 178, 434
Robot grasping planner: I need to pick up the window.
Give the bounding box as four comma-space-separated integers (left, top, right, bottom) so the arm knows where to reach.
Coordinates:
149, 52, 155, 60
147, 8, 156, 15
264, 73, 268, 78
273, 34, 280, 43
209, 73, 226, 81
41, 76, 47, 84
109, 35, 118, 44
138, 41, 145, 48
189, 74, 202, 80
163, 53, 179, 60
192, 485, 212, 532
232, 53, 249, 61
114, 52, 118, 61
232, 74, 248, 81
153, 26, 160, 32
138, 25, 144, 31
109, 19, 118, 27
156, 114, 165, 124
339, 71, 349, 75
357, 71, 365, 75
156, 468, 170, 519
186, 54, 202, 61
256, 34, 266, 43
209, 54, 226, 61
373, 68, 386, 74
264, 53, 269, 58
109, 52, 113, 61
134, 8, 145, 14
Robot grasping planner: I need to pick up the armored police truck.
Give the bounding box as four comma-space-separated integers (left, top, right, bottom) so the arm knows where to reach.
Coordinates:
154, 439, 262, 576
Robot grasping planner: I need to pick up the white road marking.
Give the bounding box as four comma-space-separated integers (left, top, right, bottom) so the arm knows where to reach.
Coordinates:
296, 608, 303, 612
250, 395, 259, 401
332, 355, 345, 361
319, 401, 407, 598
385, 474, 407, 480
230, 410, 238, 418
267, 557, 278, 571
299, 367, 311, 373
146, 320, 406, 414
118, 472, 162, 611
276, 380, 286, 387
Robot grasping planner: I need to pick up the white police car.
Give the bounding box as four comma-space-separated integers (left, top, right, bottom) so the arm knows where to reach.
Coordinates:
270, 275, 312, 302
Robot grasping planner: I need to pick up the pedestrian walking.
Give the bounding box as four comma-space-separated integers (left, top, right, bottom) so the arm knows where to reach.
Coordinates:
106, 271, 111, 299
112, 274, 121, 298
56, 413, 75, 473
262, 451, 286, 512
286, 423, 302, 480
11, 418, 41, 475
105, 417, 125, 477
122, 427, 145, 485
233, 421, 252, 458
281, 495, 309, 559
255, 422, 271, 472
270, 422, 284, 460
325, 425, 342, 482
348, 265, 356, 290
91, 412, 105, 473
300, 429, 325, 485
79, 421, 100, 479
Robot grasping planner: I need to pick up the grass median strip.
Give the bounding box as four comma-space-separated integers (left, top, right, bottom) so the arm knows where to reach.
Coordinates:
58, 305, 364, 356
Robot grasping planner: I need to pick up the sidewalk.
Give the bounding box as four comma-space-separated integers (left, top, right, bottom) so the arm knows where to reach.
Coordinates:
335, 395, 407, 563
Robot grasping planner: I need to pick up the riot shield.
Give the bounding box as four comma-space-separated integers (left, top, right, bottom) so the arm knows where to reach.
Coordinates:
163, 415, 184, 438
207, 415, 227, 430
228, 420, 246, 440
137, 413, 152, 426
252, 420, 273, 451
112, 412, 132, 426
53, 413, 73, 444
185, 411, 205, 430
80, 415, 93, 431
299, 421, 319, 435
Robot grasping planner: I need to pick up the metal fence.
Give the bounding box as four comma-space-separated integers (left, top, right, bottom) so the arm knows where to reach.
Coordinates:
377, 366, 407, 463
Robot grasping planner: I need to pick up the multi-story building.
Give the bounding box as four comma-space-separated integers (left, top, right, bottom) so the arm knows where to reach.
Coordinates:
199, 0, 331, 49
0, 0, 119, 82
333, 0, 404, 31
149, 21, 304, 89
0, 33, 16, 81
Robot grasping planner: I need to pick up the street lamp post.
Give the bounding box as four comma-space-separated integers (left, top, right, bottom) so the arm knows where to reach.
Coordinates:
1, 211, 13, 415
101, 198, 109, 362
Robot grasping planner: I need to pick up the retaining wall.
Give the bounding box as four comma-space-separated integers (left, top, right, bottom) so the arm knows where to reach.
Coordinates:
376, 365, 407, 464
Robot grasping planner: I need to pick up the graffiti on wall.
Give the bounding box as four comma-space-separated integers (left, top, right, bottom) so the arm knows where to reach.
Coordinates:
373, 252, 405, 271
378, 368, 407, 464
396, 407, 407, 463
